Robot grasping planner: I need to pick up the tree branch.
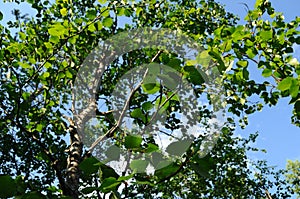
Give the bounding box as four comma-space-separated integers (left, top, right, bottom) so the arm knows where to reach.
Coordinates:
88, 68, 149, 152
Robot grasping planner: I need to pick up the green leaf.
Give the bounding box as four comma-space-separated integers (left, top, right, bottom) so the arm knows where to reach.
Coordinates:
79, 157, 100, 176
60, 8, 67, 16
19, 62, 31, 69
277, 77, 293, 91
295, 36, 300, 45
0, 175, 17, 198
191, 156, 215, 178
65, 70, 73, 78
130, 159, 149, 173
208, 49, 226, 72
88, 23, 96, 32
135, 180, 155, 186
109, 192, 119, 199
42, 72, 50, 79
167, 58, 181, 70
49, 36, 60, 44
81, 187, 97, 194
142, 102, 153, 111
157, 73, 178, 89
0, 11, 3, 21
36, 124, 43, 132
145, 143, 159, 153
260, 30, 273, 41
19, 32, 26, 40
186, 59, 197, 66
142, 83, 160, 94
103, 17, 113, 28
68, 35, 78, 44
262, 68, 272, 77
99, 177, 120, 193
125, 135, 143, 149
48, 23, 66, 37
241, 68, 249, 80
117, 174, 134, 181
98, 163, 119, 180
154, 162, 180, 179
289, 79, 299, 98
236, 60, 248, 68
184, 66, 205, 85
246, 48, 257, 59
166, 140, 191, 156
105, 145, 120, 161
136, 7, 143, 16
98, 0, 107, 4
21, 191, 46, 199
124, 8, 132, 17
130, 108, 143, 119
22, 92, 30, 100
197, 50, 211, 67
155, 96, 169, 114
86, 9, 97, 19
117, 7, 125, 16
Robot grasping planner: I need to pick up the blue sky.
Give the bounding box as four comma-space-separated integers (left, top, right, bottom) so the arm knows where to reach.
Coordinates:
0, 0, 299, 170
217, 0, 300, 169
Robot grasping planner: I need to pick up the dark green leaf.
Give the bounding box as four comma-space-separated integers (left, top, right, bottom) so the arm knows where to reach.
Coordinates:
142, 102, 153, 111
191, 156, 215, 178
167, 58, 181, 70
295, 36, 300, 45
99, 163, 119, 180
130, 108, 143, 119
208, 50, 226, 72
154, 162, 180, 179
79, 157, 100, 175
0, 175, 17, 198
81, 187, 98, 194
142, 83, 160, 94
21, 191, 46, 199
125, 135, 143, 149
99, 177, 121, 193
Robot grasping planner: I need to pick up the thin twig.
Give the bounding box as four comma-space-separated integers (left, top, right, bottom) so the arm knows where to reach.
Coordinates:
88, 68, 149, 152
265, 189, 273, 199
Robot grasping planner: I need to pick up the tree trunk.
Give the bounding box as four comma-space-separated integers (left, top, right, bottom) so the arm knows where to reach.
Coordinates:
65, 119, 83, 198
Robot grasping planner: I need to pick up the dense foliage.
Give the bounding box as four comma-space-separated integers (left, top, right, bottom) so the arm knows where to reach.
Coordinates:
0, 0, 299, 198
286, 160, 300, 198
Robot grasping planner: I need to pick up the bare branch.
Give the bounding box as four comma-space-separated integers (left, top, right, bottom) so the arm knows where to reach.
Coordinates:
88, 68, 149, 152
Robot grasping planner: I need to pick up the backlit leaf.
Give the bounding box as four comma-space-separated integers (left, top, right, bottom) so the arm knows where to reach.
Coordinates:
262, 68, 272, 77
103, 17, 113, 28
278, 77, 293, 91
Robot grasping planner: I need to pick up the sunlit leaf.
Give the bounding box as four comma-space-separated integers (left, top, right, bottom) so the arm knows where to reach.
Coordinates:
103, 17, 113, 28
277, 77, 293, 91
